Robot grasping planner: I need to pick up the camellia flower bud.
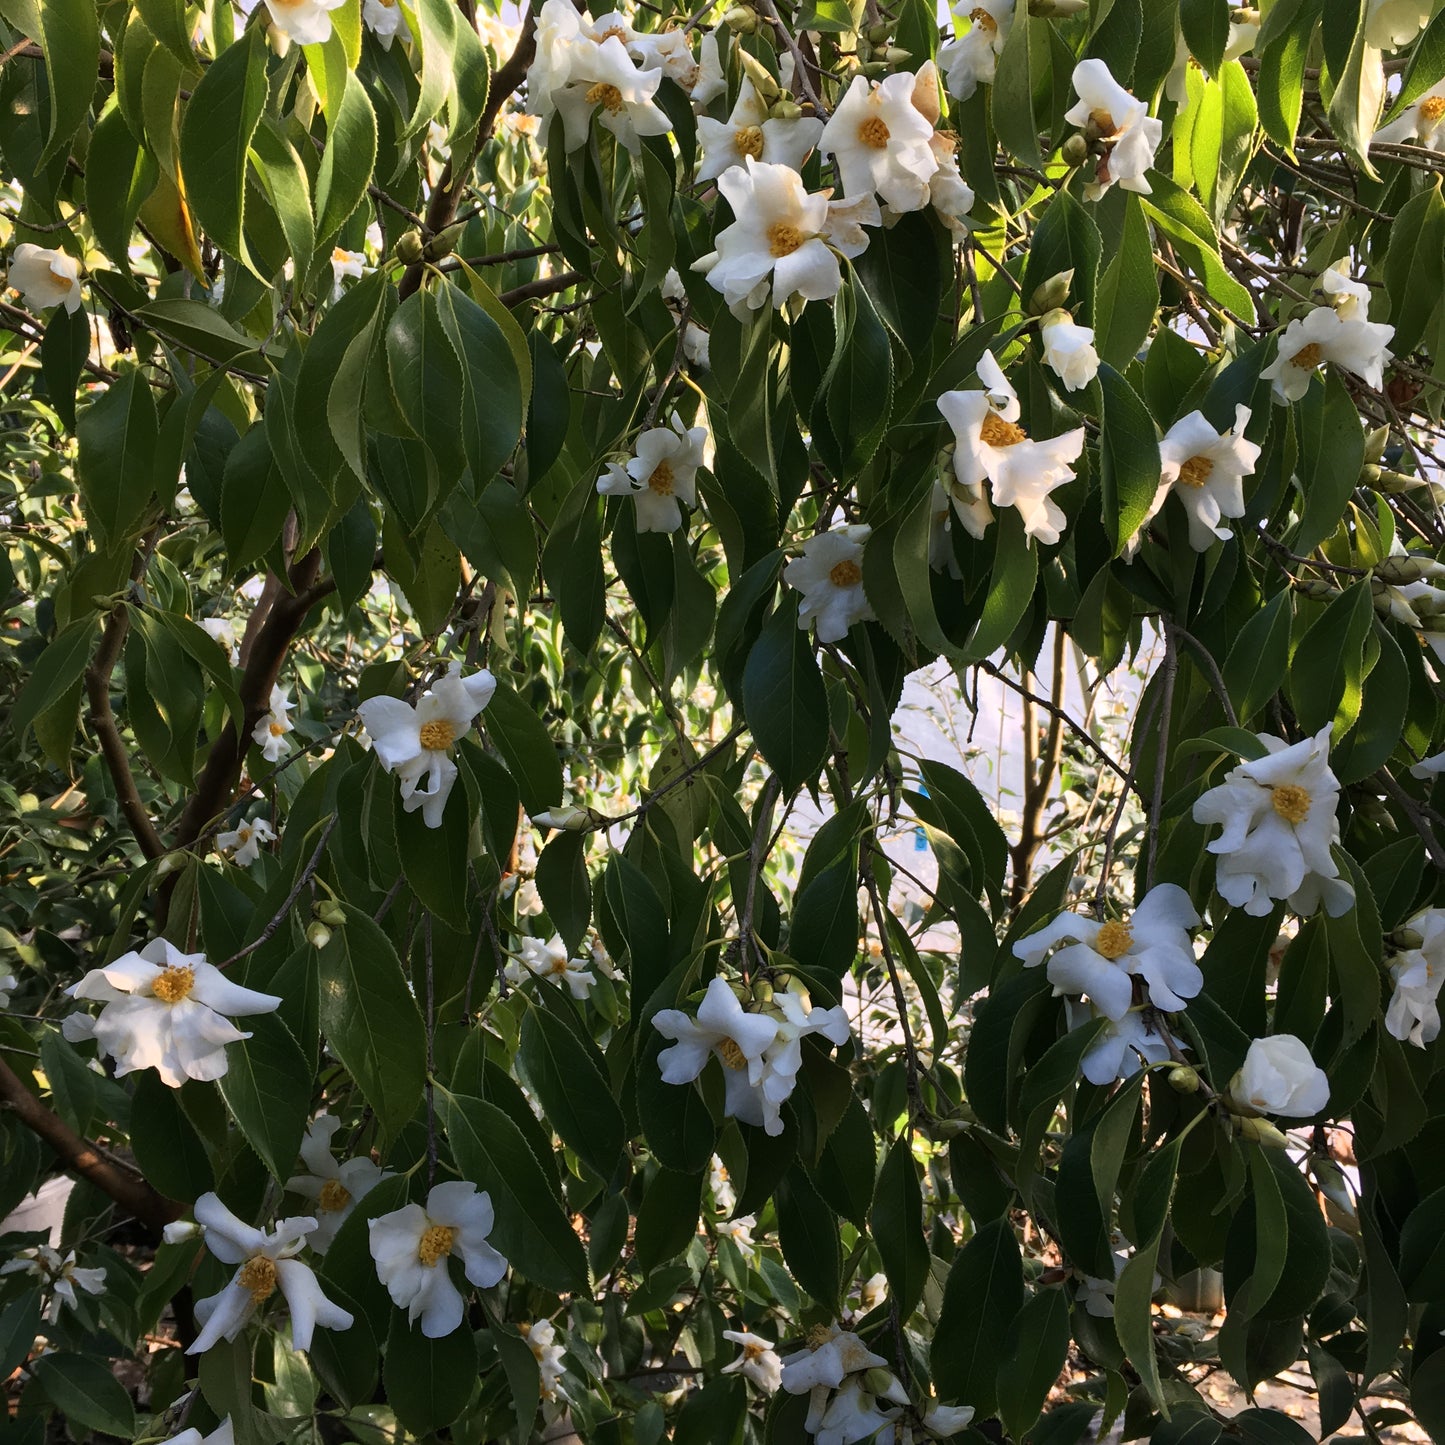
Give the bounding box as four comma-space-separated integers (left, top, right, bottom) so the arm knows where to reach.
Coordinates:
307, 921, 333, 949
394, 230, 426, 265
154, 852, 186, 878
1060, 133, 1091, 167
423, 222, 465, 262
1168, 1065, 1201, 1094
866, 21, 893, 43
722, 4, 759, 31
879, 47, 913, 64
1293, 578, 1340, 601
738, 50, 782, 99
314, 900, 347, 927
752, 979, 775, 1005
1029, 0, 1088, 14
1363, 425, 1390, 464
862, 1368, 900, 1395
1028, 269, 1074, 316
532, 805, 597, 831
1391, 926, 1427, 950
768, 99, 805, 119
1360, 463, 1383, 487
1235, 1115, 1291, 1148
1374, 555, 1429, 584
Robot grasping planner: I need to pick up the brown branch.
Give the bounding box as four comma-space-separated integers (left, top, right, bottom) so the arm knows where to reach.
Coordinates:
1010, 628, 1067, 906
498, 270, 583, 306
0, 1054, 182, 1235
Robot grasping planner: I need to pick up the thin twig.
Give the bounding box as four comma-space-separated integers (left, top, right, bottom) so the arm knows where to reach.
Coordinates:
219, 815, 338, 966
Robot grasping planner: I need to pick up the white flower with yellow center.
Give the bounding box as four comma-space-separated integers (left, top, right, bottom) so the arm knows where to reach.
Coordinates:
1228, 1035, 1330, 1117
1374, 80, 1445, 150
369, 1181, 509, 1338
937, 351, 1085, 546
362, 0, 409, 48
0, 1246, 106, 1322
330, 247, 367, 300
8, 243, 82, 314
596, 415, 707, 533
252, 683, 295, 763
1366, 0, 1430, 48
285, 1114, 391, 1253
1384, 907, 1445, 1047
629, 27, 723, 104
357, 663, 497, 828
217, 814, 276, 868
819, 73, 939, 213
723, 1329, 783, 1391
693, 158, 878, 316
697, 80, 825, 184
1319, 265, 1373, 322
527, 0, 588, 128
1132, 404, 1261, 553
553, 36, 673, 153
756, 988, 851, 1133
782, 524, 876, 644
691, 29, 726, 106
1013, 884, 1202, 1021
1065, 999, 1178, 1085
65, 938, 282, 1088
505, 933, 599, 999
187, 1192, 353, 1355
1192, 725, 1355, 917
200, 617, 240, 666
938, 0, 1012, 101
259, 0, 347, 45
518, 1319, 571, 1409
1064, 60, 1163, 200
1261, 305, 1395, 402
1038, 310, 1099, 392
653, 976, 781, 1102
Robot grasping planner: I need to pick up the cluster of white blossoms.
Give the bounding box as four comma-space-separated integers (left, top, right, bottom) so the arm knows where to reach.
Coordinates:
937, 351, 1086, 548
1262, 266, 1395, 402
7, 243, 82, 314
1226, 1035, 1330, 1119
518, 1318, 572, 1417
285, 1114, 392, 1252
1064, 60, 1163, 201
652, 975, 850, 1136
369, 1181, 509, 1338
1192, 725, 1355, 918
0, 1246, 106, 1322
596, 413, 708, 534
1129, 405, 1261, 555
217, 814, 276, 869
1384, 908, 1445, 1047
698, 80, 823, 184
938, 0, 1012, 102
784, 525, 875, 644
503, 933, 599, 999
357, 662, 497, 828
185, 1193, 354, 1355
63, 939, 282, 1088
252, 684, 296, 764
1014, 883, 1204, 1023
526, 0, 724, 152
780, 1325, 974, 1444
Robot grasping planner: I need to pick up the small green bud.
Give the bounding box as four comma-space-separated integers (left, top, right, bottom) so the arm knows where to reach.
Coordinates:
879, 46, 913, 64
1360, 463, 1383, 487
154, 852, 186, 879
1236, 1115, 1291, 1148
866, 21, 893, 42
423, 222, 465, 262
1028, 271, 1074, 314
1060, 133, 1091, 167
394, 230, 426, 265
859, 59, 891, 74
1391, 926, 1426, 950
1294, 578, 1340, 601
1363, 425, 1390, 464
1375, 555, 1428, 585
722, 4, 759, 30
307, 921, 333, 949
768, 99, 804, 119
1167, 1065, 1201, 1094
861, 1369, 898, 1396
752, 979, 775, 1005
315, 900, 347, 927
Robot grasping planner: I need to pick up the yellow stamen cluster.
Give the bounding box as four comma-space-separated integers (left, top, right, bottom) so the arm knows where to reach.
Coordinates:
418, 1224, 457, 1267
318, 1179, 352, 1213
1094, 920, 1134, 960
714, 1037, 747, 1070
735, 125, 766, 159
1177, 455, 1214, 488
1290, 342, 1324, 371
419, 719, 456, 752
767, 222, 805, 258
1271, 784, 1312, 824
828, 559, 863, 588
648, 460, 676, 495
857, 116, 891, 149
1422, 96, 1445, 121
151, 966, 196, 1004
979, 412, 1026, 447
238, 1256, 278, 1301
585, 82, 626, 114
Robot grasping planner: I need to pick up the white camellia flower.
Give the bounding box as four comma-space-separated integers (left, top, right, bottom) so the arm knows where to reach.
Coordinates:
754, 988, 851, 1134
1013, 883, 1203, 1020
188, 1193, 353, 1355
357, 662, 497, 828
217, 815, 276, 868
630, 27, 722, 103
1261, 305, 1395, 402
1192, 725, 1355, 917
330, 247, 367, 301
693, 158, 878, 316
918, 1402, 979, 1439
1319, 265, 1373, 322
710, 1155, 738, 1214
812, 1376, 908, 1443
1229, 1035, 1330, 1118
166, 1417, 235, 1445
1373, 80, 1445, 150
8, 243, 82, 313
362, 0, 409, 48
653, 976, 782, 1121
200, 617, 240, 665
820, 73, 939, 213
1384, 908, 1445, 1047
65, 939, 282, 1088
938, 0, 1012, 101
697, 80, 825, 184
1412, 749, 1445, 778
782, 524, 876, 645
1065, 999, 1178, 1085
252, 684, 296, 763
285, 1115, 391, 1253
595, 414, 707, 533
369, 1181, 509, 1338
517, 1318, 571, 1412
527, 0, 587, 128
0, 1246, 106, 1322
504, 933, 598, 999
553, 37, 673, 153
1132, 404, 1261, 553
1038, 310, 1099, 392
723, 1328, 783, 1392
924, 134, 976, 236
259, 0, 347, 45
780, 1325, 890, 1393
937, 351, 1086, 546
1064, 60, 1163, 200
1366, 0, 1430, 47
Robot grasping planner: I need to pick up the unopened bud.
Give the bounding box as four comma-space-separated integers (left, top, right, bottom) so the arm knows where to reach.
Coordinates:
879, 46, 913, 64
162, 1220, 202, 1244
768, 99, 804, 119
394, 230, 425, 265
1391, 926, 1426, 950
533, 805, 608, 831
859, 59, 891, 74
306, 921, 333, 949
1375, 468, 1422, 494
722, 4, 759, 30
1168, 1065, 1201, 1094
1293, 578, 1340, 601
752, 979, 775, 1005
1360, 463, 1383, 487
927, 1116, 971, 1137
1060, 133, 1090, 167
1356, 797, 1394, 827
423, 222, 465, 262
1363, 426, 1389, 465
866, 21, 893, 42
314, 900, 347, 927
1236, 1115, 1291, 1148
154, 852, 186, 878
1029, 0, 1088, 15
1375, 555, 1428, 585
862, 1369, 899, 1396
1029, 271, 1074, 316
738, 49, 781, 99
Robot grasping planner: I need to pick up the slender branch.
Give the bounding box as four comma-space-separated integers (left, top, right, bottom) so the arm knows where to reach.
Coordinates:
1010, 629, 1066, 906
1168, 622, 1239, 729
1145, 630, 1179, 891
739, 774, 782, 979
218, 815, 338, 966
1377, 768, 1445, 871
755, 0, 828, 116
498, 270, 583, 307
864, 859, 922, 1122
0, 1054, 182, 1235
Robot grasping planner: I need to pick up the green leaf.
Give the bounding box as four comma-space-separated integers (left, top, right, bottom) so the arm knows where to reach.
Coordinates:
1325, 0, 1383, 181
220, 423, 289, 569
1222, 591, 1292, 722
76, 369, 160, 544
777, 1166, 842, 1311
129, 1073, 214, 1201
535, 832, 592, 956
814, 270, 893, 480
1022, 189, 1102, 322
315, 66, 378, 246
1294, 369, 1367, 553
34, 0, 99, 166
178, 25, 268, 267
216, 1012, 313, 1182
394, 777, 471, 929
386, 287, 468, 485
1140, 171, 1256, 318
634, 1167, 705, 1270
12, 617, 97, 740
1113, 1137, 1182, 1411
932, 1217, 1025, 1416
134, 298, 259, 367
1095, 195, 1158, 368
996, 1288, 1073, 1440
871, 1136, 930, 1320
317, 906, 427, 1144
249, 119, 316, 276
1286, 581, 1373, 738
742, 596, 830, 793
384, 1310, 478, 1434
437, 1088, 591, 1293
434, 282, 526, 489
1181, 0, 1228, 73
484, 679, 565, 813
1257, 0, 1317, 152
1385, 182, 1445, 355
31, 1353, 138, 1438
992, 13, 1053, 167
1099, 362, 1162, 554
